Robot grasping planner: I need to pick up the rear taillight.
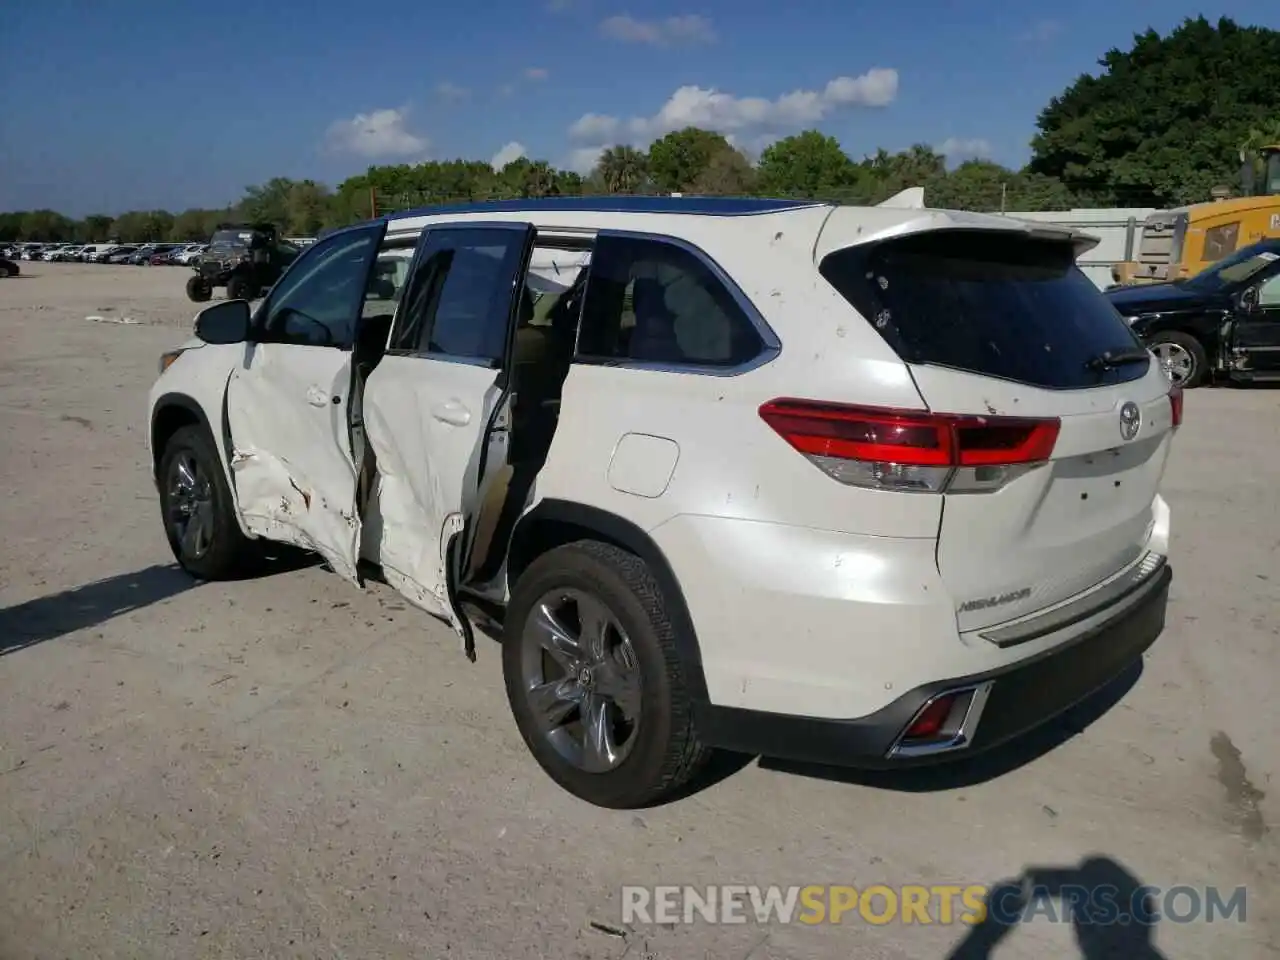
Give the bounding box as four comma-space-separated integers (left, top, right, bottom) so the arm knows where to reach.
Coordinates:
759, 399, 1060, 494
1169, 385, 1183, 428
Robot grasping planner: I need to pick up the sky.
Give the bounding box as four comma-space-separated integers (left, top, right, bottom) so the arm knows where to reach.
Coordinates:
1, 0, 1276, 216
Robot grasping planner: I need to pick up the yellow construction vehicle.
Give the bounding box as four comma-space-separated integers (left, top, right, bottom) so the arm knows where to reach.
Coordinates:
1111, 145, 1280, 286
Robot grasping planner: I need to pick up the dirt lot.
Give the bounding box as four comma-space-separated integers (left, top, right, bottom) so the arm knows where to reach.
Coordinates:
0, 262, 1277, 959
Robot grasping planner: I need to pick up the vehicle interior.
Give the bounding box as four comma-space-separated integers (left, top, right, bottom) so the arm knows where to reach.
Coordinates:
346, 234, 592, 595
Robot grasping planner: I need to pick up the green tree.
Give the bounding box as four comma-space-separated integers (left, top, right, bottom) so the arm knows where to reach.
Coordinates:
1029, 16, 1280, 206
688, 147, 756, 195
647, 127, 737, 193
594, 145, 651, 194
284, 180, 332, 235
756, 131, 855, 198
19, 210, 74, 241
80, 214, 115, 241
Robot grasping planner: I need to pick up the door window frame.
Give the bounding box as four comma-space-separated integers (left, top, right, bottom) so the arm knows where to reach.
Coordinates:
250, 221, 387, 350
385, 221, 537, 370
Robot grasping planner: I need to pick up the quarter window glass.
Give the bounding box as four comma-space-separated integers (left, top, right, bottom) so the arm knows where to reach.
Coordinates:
576, 235, 763, 366
264, 228, 380, 347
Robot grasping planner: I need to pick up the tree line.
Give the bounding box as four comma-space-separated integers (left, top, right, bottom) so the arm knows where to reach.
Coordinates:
4, 15, 1278, 245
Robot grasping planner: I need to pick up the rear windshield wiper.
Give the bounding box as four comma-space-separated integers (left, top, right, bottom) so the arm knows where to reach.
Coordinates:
1085, 347, 1151, 371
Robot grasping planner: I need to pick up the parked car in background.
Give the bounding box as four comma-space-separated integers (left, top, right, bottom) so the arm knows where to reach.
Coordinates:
173, 244, 207, 265
80, 244, 112, 262
138, 244, 178, 264
1106, 237, 1280, 387
55, 245, 86, 261
105, 246, 139, 264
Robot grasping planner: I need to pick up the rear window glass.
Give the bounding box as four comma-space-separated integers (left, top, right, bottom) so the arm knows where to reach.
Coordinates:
819, 230, 1147, 389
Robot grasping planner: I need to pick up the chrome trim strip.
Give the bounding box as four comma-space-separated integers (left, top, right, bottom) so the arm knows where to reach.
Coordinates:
979, 551, 1168, 649
887, 681, 993, 759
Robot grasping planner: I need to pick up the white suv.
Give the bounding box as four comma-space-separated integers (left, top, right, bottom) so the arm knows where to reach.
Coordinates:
146, 196, 1178, 808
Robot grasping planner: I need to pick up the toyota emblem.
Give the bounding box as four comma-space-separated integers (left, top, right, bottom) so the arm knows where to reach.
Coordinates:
1119, 401, 1141, 441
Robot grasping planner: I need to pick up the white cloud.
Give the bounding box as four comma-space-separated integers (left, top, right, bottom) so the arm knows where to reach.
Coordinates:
1019, 19, 1062, 43
491, 141, 528, 169
568, 112, 621, 143
599, 13, 717, 46
524, 67, 549, 81
325, 107, 429, 158
937, 137, 994, 161
435, 81, 470, 103
566, 145, 606, 174
567, 68, 899, 149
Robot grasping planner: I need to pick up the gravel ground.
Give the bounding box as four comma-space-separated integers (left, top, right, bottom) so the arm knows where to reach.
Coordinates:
0, 262, 1277, 959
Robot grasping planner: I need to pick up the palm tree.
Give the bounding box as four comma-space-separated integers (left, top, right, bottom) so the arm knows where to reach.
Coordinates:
596, 146, 651, 195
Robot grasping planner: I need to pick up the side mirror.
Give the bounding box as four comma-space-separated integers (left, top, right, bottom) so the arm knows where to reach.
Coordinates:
1240, 287, 1261, 312
194, 299, 252, 344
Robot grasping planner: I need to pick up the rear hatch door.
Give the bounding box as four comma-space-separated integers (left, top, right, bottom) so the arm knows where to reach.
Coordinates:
819, 226, 1178, 632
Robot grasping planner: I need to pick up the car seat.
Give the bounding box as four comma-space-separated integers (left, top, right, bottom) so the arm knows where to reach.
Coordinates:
629, 277, 682, 362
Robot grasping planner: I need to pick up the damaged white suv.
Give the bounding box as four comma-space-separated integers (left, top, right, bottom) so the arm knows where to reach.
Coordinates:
147, 195, 1179, 808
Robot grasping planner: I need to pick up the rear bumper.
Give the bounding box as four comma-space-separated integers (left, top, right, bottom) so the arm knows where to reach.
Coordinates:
694, 563, 1171, 767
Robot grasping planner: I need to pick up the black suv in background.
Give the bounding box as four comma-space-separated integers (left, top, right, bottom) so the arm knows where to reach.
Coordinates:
1107, 238, 1280, 387
186, 223, 301, 302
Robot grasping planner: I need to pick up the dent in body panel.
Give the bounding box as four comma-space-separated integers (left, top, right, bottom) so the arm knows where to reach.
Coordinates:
223, 354, 362, 584
228, 446, 361, 583
359, 363, 458, 628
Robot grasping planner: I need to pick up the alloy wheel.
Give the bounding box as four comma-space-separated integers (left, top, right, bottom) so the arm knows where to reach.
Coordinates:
1152, 341, 1194, 385
519, 588, 643, 774
166, 452, 215, 561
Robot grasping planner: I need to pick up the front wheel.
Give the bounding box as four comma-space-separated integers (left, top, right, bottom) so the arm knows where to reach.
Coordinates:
502, 540, 711, 808
186, 275, 212, 303
157, 425, 258, 580
1148, 331, 1208, 388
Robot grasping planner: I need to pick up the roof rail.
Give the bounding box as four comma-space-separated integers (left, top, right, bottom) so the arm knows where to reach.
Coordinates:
390, 195, 828, 220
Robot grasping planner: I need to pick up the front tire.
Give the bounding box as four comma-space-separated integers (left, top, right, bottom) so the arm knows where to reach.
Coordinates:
186, 275, 212, 303
1148, 330, 1208, 388
157, 425, 257, 580
503, 540, 710, 808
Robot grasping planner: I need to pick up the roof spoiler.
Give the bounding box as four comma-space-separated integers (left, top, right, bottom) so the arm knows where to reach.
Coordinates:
876, 187, 925, 209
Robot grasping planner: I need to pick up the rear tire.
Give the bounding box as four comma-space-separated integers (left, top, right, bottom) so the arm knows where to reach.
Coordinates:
503, 540, 711, 808
1148, 330, 1208, 388
157, 425, 258, 580
186, 275, 212, 303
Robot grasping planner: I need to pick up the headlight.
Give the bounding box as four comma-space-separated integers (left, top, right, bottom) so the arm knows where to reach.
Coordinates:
158, 349, 186, 374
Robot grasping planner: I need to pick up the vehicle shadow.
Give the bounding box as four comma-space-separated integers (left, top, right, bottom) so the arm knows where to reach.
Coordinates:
0, 549, 318, 655
946, 854, 1168, 959
663, 659, 1144, 805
